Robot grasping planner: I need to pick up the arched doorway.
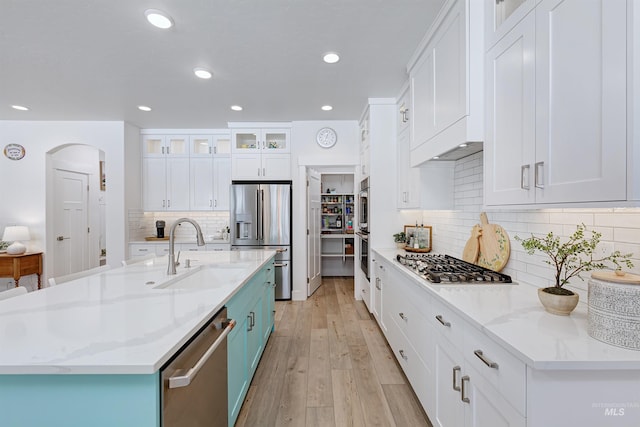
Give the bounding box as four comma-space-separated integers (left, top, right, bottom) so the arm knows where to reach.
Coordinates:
46, 144, 106, 279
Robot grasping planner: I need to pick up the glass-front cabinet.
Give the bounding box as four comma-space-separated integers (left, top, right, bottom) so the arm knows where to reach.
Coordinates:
231, 129, 290, 153
142, 135, 189, 157
189, 133, 231, 156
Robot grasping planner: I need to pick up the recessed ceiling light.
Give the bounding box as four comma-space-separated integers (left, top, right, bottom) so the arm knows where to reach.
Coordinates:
138, 105, 152, 112
193, 68, 212, 79
11, 105, 29, 111
144, 9, 174, 29
323, 52, 340, 64
432, 156, 440, 159
321, 105, 333, 111
459, 143, 468, 148
230, 105, 243, 111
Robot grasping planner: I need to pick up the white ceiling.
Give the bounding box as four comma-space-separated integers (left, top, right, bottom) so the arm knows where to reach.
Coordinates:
0, 0, 444, 129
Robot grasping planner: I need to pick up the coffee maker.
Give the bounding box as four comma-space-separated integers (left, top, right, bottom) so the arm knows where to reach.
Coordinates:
156, 220, 166, 238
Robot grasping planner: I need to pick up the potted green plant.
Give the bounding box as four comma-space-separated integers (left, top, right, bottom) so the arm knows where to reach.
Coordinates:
515, 224, 633, 315
393, 231, 406, 249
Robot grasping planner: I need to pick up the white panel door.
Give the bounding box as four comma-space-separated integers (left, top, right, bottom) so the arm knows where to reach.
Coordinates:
433, 337, 464, 427
53, 169, 89, 278
166, 158, 190, 211
190, 157, 213, 210
213, 157, 231, 211
484, 11, 536, 206
534, 0, 627, 203
143, 158, 166, 211
232, 153, 261, 180
307, 169, 322, 296
411, 48, 436, 150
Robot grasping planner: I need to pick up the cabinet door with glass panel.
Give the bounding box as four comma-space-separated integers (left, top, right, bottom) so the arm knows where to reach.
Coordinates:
141, 135, 189, 157
189, 133, 231, 156
231, 129, 290, 154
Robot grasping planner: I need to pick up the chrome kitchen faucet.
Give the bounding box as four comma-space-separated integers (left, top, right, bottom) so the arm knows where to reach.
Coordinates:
167, 218, 205, 275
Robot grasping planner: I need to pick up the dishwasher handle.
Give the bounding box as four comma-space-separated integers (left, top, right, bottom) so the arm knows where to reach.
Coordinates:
168, 319, 236, 389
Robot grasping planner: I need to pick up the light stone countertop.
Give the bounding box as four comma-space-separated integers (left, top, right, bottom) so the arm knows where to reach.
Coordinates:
0, 250, 275, 375
374, 248, 640, 370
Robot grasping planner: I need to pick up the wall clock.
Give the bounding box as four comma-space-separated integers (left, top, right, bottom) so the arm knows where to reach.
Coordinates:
4, 143, 26, 160
316, 127, 337, 148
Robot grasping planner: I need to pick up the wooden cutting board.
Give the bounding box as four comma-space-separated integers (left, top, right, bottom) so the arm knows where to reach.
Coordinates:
476, 212, 510, 272
145, 236, 169, 241
591, 270, 640, 284
462, 224, 482, 264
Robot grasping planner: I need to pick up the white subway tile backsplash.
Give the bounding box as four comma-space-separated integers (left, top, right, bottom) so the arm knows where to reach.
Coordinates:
421, 151, 640, 285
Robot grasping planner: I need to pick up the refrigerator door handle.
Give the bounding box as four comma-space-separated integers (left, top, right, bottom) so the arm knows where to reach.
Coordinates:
260, 189, 265, 241
255, 189, 260, 241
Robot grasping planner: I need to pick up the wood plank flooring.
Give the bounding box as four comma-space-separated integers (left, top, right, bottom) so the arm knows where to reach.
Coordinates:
235, 277, 433, 427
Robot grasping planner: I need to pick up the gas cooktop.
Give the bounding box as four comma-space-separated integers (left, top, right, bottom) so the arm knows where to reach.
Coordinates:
396, 253, 513, 284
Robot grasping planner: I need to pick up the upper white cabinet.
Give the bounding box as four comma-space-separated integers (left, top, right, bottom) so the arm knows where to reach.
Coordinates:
359, 113, 370, 179
484, 0, 628, 206
408, 0, 484, 166
230, 125, 291, 180
189, 133, 231, 156
189, 133, 232, 211
485, 0, 536, 50
142, 135, 189, 157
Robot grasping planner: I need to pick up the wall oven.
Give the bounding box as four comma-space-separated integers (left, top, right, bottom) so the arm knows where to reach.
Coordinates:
358, 231, 369, 281
358, 177, 369, 232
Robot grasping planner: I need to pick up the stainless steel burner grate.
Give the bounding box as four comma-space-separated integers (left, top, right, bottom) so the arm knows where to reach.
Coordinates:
396, 253, 512, 284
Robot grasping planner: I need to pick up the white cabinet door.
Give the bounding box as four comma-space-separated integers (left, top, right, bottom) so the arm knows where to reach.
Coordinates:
484, 11, 536, 206
213, 157, 231, 211
396, 129, 422, 208
166, 158, 190, 211
397, 84, 411, 134
534, 0, 627, 204
142, 158, 166, 211
165, 135, 189, 156
372, 259, 383, 323
142, 135, 166, 157
232, 153, 261, 180
262, 154, 291, 180
190, 157, 214, 210
433, 336, 465, 427
411, 48, 436, 151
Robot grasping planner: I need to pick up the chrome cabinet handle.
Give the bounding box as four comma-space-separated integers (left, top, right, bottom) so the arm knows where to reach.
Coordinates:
262, 167, 266, 176
168, 319, 236, 388
435, 314, 451, 327
461, 375, 470, 403
274, 263, 288, 268
276, 248, 288, 253
375, 278, 381, 290
257, 168, 261, 176
247, 315, 253, 331
535, 161, 544, 189
452, 365, 461, 391
250, 311, 255, 328
474, 349, 499, 369
520, 164, 530, 190
399, 349, 407, 360
398, 312, 407, 321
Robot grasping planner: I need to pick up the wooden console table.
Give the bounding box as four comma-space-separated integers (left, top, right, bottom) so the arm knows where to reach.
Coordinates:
0, 252, 43, 289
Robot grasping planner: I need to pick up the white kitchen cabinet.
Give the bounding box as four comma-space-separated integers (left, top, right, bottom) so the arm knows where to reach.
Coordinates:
485, 0, 536, 50
484, 0, 628, 207
396, 128, 422, 209
142, 157, 190, 211
142, 135, 189, 157
189, 133, 231, 156
231, 153, 290, 180
408, 0, 484, 165
397, 82, 411, 135
231, 128, 290, 154
190, 156, 231, 211
129, 243, 156, 258
359, 112, 370, 179
372, 258, 383, 324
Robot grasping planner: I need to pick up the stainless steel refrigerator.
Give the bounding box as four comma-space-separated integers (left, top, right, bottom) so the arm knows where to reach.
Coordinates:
230, 182, 292, 300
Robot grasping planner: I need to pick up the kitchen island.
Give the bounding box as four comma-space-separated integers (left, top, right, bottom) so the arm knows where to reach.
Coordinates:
0, 250, 275, 427
373, 248, 640, 427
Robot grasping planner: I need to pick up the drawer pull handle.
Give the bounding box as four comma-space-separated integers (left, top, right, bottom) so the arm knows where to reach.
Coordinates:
398, 312, 407, 321
399, 349, 408, 360
474, 350, 499, 369
435, 314, 451, 327
452, 365, 461, 391
461, 375, 470, 403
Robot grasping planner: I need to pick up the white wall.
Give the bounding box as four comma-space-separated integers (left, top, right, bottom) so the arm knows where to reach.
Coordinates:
0, 121, 139, 289
418, 152, 640, 304
291, 120, 359, 300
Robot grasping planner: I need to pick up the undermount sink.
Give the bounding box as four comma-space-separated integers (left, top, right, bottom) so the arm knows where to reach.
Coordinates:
153, 264, 249, 290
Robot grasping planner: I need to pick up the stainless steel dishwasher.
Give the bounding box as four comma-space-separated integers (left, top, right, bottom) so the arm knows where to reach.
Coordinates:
161, 307, 235, 427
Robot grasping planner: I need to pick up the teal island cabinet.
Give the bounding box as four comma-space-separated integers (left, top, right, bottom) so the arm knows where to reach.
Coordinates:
0, 250, 276, 427
227, 259, 275, 426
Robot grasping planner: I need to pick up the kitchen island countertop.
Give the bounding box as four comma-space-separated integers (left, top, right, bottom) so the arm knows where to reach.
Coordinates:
0, 250, 275, 375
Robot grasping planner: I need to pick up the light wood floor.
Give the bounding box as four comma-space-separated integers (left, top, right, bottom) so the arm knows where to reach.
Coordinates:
235, 277, 433, 427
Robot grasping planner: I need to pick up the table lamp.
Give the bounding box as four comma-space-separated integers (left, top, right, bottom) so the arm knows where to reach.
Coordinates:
2, 226, 30, 255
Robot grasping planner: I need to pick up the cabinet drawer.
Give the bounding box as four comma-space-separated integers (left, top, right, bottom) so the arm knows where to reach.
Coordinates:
428, 297, 464, 349
129, 244, 155, 257
464, 325, 526, 415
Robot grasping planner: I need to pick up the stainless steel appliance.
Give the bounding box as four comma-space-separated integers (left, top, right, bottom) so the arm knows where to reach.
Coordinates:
230, 182, 292, 300
161, 307, 235, 427
357, 178, 370, 280
396, 254, 513, 284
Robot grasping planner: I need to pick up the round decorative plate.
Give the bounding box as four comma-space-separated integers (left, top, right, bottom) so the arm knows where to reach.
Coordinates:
4, 143, 26, 160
